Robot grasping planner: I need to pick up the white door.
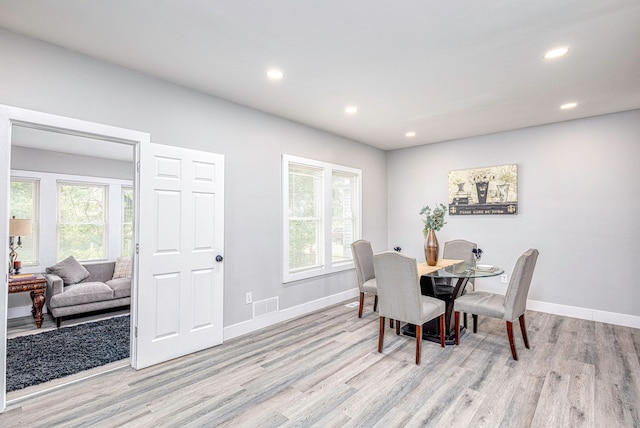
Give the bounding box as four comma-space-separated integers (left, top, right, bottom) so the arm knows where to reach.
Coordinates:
134, 142, 224, 369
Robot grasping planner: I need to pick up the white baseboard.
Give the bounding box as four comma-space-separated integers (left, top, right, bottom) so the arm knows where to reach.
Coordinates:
224, 288, 359, 341
8, 304, 48, 319
527, 299, 640, 329
223, 292, 639, 342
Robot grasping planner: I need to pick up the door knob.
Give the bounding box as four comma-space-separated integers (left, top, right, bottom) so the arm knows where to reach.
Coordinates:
216, 255, 223, 262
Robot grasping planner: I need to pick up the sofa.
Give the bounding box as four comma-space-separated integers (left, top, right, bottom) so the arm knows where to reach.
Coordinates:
45, 257, 131, 327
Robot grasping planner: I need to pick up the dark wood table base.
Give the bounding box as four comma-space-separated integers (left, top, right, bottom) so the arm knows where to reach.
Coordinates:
401, 320, 467, 346
8, 274, 47, 328
399, 275, 471, 345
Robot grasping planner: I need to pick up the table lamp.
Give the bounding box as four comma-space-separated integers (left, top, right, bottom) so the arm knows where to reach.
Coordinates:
9, 216, 32, 275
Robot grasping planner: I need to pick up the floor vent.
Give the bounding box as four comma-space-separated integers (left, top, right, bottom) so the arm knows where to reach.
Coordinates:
253, 297, 279, 318
344, 301, 359, 308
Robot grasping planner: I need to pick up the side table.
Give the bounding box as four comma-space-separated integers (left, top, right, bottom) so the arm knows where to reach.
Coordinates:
8, 273, 47, 328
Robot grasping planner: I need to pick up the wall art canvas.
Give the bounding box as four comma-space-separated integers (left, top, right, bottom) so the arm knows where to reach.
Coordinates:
448, 164, 518, 215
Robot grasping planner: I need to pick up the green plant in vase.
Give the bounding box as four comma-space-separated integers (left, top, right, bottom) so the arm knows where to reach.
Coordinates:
419, 203, 447, 266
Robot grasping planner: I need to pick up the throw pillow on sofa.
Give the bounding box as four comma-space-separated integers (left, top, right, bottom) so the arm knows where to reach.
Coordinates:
46, 255, 91, 285
113, 256, 132, 279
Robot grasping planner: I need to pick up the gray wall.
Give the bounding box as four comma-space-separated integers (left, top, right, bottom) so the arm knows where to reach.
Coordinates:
0, 29, 388, 327
387, 109, 640, 318
3, 27, 637, 327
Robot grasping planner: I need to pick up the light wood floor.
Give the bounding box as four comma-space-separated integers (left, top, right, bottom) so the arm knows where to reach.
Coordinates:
1, 297, 639, 427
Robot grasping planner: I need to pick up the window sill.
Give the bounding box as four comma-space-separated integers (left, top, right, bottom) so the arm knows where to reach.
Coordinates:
283, 262, 354, 284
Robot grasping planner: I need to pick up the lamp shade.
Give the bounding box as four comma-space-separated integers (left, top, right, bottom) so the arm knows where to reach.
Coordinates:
9, 218, 32, 237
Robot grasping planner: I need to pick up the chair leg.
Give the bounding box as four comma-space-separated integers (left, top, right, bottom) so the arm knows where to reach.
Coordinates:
519, 314, 530, 349
390, 319, 394, 328
506, 321, 518, 360
395, 320, 401, 335
454, 311, 460, 345
439, 315, 446, 348
378, 316, 385, 353
415, 324, 422, 364
373, 295, 378, 312
56, 317, 61, 328
472, 314, 478, 333
463, 312, 468, 329
358, 292, 364, 318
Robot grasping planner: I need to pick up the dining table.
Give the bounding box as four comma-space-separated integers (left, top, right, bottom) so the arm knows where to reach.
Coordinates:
403, 259, 504, 345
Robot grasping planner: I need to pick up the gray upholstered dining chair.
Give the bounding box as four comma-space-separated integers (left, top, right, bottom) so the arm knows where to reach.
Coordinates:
351, 239, 378, 318
373, 251, 446, 364
444, 239, 478, 290
453, 248, 539, 360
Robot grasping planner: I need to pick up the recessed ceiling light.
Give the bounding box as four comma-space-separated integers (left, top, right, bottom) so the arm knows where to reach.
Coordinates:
405, 131, 416, 138
267, 69, 284, 80
345, 106, 358, 114
560, 102, 577, 110
544, 47, 569, 59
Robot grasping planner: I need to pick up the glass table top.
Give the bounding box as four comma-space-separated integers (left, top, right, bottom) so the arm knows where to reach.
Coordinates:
422, 262, 504, 279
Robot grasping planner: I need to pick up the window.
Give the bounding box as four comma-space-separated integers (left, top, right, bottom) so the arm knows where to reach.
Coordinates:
10, 178, 39, 266
332, 171, 358, 264
122, 186, 134, 257
283, 155, 361, 282
57, 182, 107, 261
287, 163, 323, 274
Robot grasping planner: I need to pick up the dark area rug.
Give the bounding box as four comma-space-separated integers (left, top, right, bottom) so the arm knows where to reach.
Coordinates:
6, 315, 130, 392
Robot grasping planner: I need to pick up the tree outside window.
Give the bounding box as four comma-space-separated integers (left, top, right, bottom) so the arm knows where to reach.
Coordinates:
288, 163, 322, 272
10, 178, 39, 265
122, 186, 134, 257
332, 171, 358, 264
57, 182, 107, 261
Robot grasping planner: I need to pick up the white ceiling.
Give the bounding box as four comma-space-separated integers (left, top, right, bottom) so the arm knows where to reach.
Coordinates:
12, 126, 134, 161
1, 0, 639, 151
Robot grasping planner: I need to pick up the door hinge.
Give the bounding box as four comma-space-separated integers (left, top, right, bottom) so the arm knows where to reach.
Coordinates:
136, 161, 140, 172
135, 326, 138, 338
136, 243, 139, 254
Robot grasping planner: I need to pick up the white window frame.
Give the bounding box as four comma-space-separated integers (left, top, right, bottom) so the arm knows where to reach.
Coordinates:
11, 169, 132, 270
9, 176, 40, 267
121, 185, 134, 257
56, 180, 108, 262
282, 154, 362, 283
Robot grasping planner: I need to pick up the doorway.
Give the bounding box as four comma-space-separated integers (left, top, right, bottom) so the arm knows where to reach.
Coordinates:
7, 125, 136, 400
0, 105, 146, 412
1, 104, 226, 413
